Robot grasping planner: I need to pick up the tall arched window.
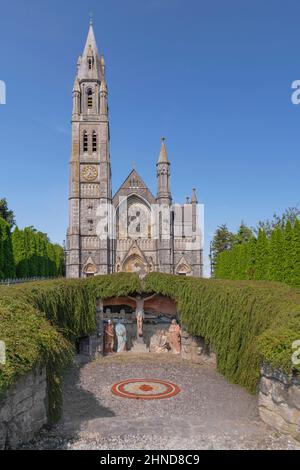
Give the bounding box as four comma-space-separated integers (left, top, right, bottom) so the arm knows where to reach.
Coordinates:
92, 131, 97, 153
83, 131, 88, 153
87, 89, 93, 109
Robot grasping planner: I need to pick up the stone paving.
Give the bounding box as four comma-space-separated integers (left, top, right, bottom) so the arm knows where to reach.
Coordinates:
21, 354, 300, 450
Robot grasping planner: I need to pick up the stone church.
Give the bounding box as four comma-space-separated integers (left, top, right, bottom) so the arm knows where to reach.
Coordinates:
66, 23, 203, 278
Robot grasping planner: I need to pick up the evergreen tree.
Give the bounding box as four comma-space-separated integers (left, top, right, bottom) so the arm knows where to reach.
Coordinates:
237, 242, 251, 279
210, 224, 235, 276
53, 244, 65, 276
291, 218, 300, 287
0, 198, 15, 229
284, 220, 295, 285
269, 226, 284, 282
245, 237, 257, 279
254, 229, 269, 280
231, 245, 241, 279
235, 222, 253, 245
0, 217, 15, 279
12, 226, 64, 279
256, 207, 300, 236
12, 227, 28, 277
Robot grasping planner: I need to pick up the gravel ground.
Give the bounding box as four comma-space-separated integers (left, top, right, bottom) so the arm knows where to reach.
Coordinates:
20, 354, 300, 450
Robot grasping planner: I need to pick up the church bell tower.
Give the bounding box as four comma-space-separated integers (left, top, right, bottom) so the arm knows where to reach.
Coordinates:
66, 20, 112, 278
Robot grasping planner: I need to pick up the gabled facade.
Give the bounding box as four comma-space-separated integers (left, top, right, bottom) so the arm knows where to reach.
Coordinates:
66, 23, 203, 278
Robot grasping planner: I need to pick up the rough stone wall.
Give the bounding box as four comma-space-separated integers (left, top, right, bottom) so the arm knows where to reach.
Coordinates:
181, 330, 216, 367
259, 364, 300, 441
0, 365, 47, 449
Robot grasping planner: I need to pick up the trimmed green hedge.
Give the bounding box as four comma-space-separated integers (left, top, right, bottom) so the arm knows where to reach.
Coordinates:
0, 273, 140, 421
1, 272, 300, 422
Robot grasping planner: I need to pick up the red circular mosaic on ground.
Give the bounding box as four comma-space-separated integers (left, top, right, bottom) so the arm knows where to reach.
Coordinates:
111, 379, 181, 400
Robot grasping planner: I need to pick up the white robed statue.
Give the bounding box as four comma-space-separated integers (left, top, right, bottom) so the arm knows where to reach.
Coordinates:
115, 321, 127, 352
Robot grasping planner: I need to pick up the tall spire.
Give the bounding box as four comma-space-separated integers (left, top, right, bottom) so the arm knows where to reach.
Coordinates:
158, 137, 169, 163
77, 21, 101, 80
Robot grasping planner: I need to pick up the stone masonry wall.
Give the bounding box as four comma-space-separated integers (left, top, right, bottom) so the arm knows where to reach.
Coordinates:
259, 364, 300, 442
181, 330, 216, 367
0, 365, 48, 449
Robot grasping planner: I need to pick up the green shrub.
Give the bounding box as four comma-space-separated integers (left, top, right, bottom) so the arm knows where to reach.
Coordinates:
0, 296, 73, 421
0, 273, 140, 420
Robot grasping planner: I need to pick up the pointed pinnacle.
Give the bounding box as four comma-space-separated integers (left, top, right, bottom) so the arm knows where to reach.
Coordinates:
158, 137, 169, 163
191, 188, 198, 203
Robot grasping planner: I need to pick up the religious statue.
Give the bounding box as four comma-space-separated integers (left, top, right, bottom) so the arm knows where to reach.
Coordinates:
115, 321, 127, 352
115, 257, 121, 273
127, 293, 156, 337
168, 319, 182, 354
148, 256, 154, 273
104, 320, 114, 353
150, 329, 170, 353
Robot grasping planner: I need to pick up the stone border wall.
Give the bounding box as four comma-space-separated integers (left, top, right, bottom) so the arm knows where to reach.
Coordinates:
0, 365, 47, 449
259, 364, 300, 441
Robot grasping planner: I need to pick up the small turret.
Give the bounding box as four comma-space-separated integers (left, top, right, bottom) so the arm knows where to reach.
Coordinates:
191, 188, 198, 204
72, 78, 81, 116
191, 188, 198, 232
156, 137, 172, 205
100, 55, 106, 81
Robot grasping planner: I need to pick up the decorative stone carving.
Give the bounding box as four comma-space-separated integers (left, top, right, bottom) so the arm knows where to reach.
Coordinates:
149, 329, 170, 353
181, 331, 216, 366
175, 255, 193, 276
115, 256, 122, 272
82, 256, 98, 275
127, 293, 156, 337
168, 319, 182, 354
115, 321, 127, 352
104, 320, 114, 353
122, 241, 148, 273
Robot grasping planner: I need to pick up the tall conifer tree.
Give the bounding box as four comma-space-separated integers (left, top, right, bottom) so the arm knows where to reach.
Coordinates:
254, 229, 270, 280
283, 220, 294, 285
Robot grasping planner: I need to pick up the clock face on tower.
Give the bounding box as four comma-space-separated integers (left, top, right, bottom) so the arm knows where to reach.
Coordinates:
82, 165, 98, 181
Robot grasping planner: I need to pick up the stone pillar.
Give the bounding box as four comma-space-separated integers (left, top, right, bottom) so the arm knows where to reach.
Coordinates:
181, 328, 216, 366
258, 364, 300, 441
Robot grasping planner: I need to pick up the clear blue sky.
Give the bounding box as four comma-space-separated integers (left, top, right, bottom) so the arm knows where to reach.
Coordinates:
0, 0, 299, 276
